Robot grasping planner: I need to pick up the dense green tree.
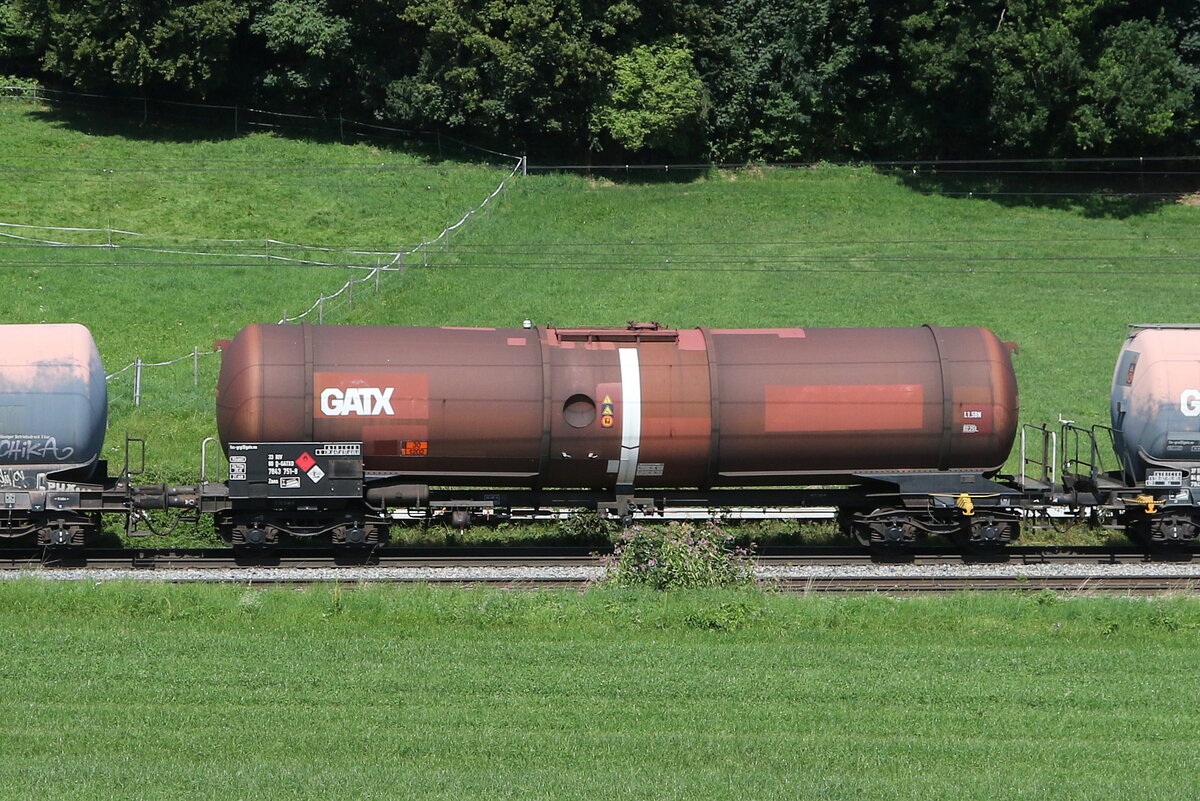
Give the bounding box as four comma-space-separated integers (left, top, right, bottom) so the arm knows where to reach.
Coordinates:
14, 0, 250, 93
1072, 18, 1193, 151
2, 0, 1198, 159
250, 0, 351, 106
590, 38, 704, 152
1, 0, 35, 72
899, 0, 1194, 157
384, 0, 718, 152
707, 0, 891, 161
384, 0, 612, 148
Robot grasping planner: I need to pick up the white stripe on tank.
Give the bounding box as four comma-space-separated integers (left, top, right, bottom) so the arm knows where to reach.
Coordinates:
617, 348, 642, 486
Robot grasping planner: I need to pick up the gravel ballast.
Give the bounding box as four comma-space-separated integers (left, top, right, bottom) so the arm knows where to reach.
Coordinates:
5, 560, 1200, 585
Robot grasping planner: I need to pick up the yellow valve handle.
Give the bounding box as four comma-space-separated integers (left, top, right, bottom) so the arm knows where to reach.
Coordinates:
929, 492, 1001, 518
1133, 495, 1159, 514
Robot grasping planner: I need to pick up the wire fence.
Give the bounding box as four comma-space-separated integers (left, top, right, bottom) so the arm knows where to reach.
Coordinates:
276, 156, 523, 324
1, 85, 519, 161
1, 85, 527, 404
105, 348, 221, 405
93, 154, 522, 405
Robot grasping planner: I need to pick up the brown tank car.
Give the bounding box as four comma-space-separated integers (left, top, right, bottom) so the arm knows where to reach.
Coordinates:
217, 322, 1019, 491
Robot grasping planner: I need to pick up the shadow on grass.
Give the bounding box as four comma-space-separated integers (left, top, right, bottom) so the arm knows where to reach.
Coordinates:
17, 96, 505, 167
890, 165, 1200, 219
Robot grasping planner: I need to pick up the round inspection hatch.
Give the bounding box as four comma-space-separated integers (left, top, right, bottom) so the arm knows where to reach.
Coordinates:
563, 394, 597, 428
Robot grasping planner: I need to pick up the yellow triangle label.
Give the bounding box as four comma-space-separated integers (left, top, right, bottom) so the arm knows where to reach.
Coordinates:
602, 395, 613, 404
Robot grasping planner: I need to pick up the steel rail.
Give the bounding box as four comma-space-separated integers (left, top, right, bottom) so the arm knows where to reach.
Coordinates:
774, 575, 1200, 594
0, 544, 1195, 570
0, 544, 1195, 568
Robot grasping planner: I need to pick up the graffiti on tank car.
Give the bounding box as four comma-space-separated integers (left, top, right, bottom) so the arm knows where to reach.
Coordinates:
0, 470, 27, 488
319, 387, 396, 417
0, 436, 75, 462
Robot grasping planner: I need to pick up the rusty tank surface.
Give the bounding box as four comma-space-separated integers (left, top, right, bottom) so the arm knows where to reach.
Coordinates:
0, 323, 107, 480
216, 323, 1019, 490
1111, 325, 1200, 483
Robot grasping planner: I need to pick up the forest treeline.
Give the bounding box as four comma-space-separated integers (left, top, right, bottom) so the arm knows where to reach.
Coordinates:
2, 0, 1197, 161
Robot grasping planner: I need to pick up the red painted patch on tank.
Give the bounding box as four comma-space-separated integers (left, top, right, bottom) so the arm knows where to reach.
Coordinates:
712, 328, 806, 338
506, 337, 528, 346
313, 373, 429, 419
764, 384, 925, 433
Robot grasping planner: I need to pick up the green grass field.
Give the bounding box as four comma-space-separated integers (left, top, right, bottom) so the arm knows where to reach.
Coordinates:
2, 96, 1199, 539
2, 581, 1199, 800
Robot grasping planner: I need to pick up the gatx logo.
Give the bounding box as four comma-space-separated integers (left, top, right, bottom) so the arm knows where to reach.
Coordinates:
320, 387, 395, 416
313, 371, 428, 419
1183, 389, 1200, 417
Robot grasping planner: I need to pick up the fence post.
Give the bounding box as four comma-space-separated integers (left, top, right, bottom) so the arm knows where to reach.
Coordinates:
348, 280, 354, 308
233, 106, 239, 134
318, 297, 324, 325
376, 259, 382, 291
134, 359, 143, 406
521, 155, 527, 177
193, 347, 199, 386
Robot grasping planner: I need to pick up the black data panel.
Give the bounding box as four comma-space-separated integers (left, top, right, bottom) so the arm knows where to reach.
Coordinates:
227, 442, 363, 499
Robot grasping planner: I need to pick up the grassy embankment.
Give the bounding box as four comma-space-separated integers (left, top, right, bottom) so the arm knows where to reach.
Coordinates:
3, 97, 1199, 543
1, 581, 1199, 800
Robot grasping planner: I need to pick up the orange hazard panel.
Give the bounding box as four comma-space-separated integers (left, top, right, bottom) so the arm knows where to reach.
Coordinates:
401, 440, 429, 456
764, 384, 926, 433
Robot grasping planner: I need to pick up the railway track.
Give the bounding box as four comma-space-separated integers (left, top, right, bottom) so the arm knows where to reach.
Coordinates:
0, 544, 1194, 569
2, 545, 1200, 593
773, 575, 1200, 594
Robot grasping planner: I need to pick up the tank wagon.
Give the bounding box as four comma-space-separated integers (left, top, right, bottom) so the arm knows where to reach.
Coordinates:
0, 324, 127, 545
212, 322, 1022, 547
1048, 324, 1200, 544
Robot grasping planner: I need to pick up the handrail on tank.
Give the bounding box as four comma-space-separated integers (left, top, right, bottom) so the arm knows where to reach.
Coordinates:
199, 436, 219, 485
122, 434, 145, 477
1127, 323, 1200, 330
1020, 424, 1057, 487
1060, 422, 1118, 490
